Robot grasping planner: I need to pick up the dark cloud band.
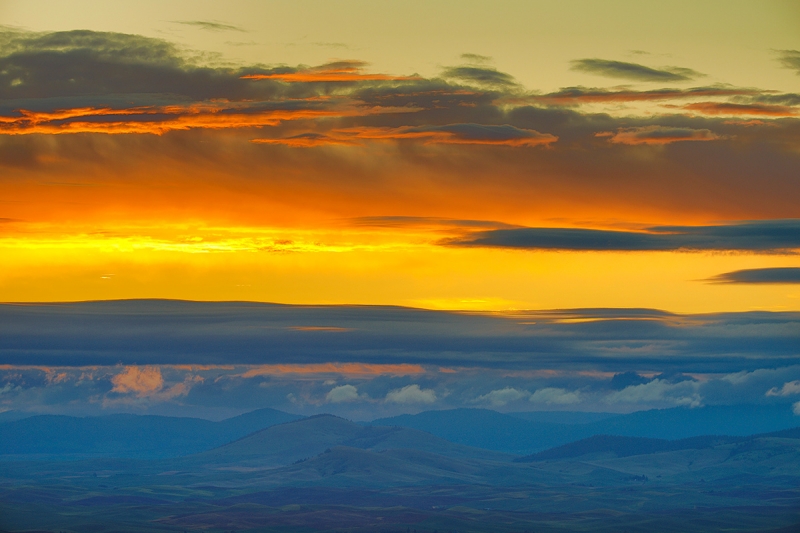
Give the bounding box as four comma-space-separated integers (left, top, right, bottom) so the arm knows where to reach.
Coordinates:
708, 267, 800, 284
0, 301, 797, 372
570, 59, 702, 82
445, 220, 800, 252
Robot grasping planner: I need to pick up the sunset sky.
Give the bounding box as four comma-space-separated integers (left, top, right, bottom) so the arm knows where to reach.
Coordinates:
0, 1, 798, 418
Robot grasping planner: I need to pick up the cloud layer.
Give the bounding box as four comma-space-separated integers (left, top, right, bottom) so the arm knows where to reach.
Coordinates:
1, 28, 798, 230
1, 301, 797, 373
446, 220, 800, 252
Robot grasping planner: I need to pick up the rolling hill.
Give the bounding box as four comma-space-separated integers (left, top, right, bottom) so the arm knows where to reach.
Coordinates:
190, 414, 514, 468
0, 407, 301, 459
372, 405, 800, 454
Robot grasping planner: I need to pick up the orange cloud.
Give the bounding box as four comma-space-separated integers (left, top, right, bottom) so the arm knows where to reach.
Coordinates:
253, 124, 557, 148
111, 365, 164, 395
0, 105, 353, 135
252, 133, 358, 147
683, 102, 798, 117
597, 125, 721, 145
241, 363, 425, 378
343, 125, 557, 146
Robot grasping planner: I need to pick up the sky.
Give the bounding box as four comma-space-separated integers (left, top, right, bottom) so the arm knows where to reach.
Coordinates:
0, 1, 798, 419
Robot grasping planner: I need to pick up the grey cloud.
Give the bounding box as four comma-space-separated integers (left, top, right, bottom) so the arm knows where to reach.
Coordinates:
442, 66, 518, 87
174, 20, 246, 32
777, 50, 800, 75
752, 93, 800, 106
570, 59, 703, 82
610, 372, 650, 390
708, 267, 800, 284
445, 220, 800, 252
0, 29, 305, 104
533, 86, 762, 105
461, 53, 492, 64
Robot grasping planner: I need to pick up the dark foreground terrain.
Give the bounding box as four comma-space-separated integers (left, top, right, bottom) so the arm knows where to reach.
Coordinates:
2, 414, 799, 532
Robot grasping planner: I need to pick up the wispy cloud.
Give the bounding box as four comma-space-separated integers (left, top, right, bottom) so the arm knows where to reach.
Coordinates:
173, 20, 246, 32
242, 61, 419, 83
707, 267, 800, 284
596, 125, 720, 145
442, 65, 518, 87
528, 86, 760, 105
571, 58, 703, 82
777, 50, 800, 75
460, 53, 492, 64
254, 124, 557, 148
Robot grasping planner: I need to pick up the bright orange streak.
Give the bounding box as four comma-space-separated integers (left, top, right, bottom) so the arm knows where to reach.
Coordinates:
240, 363, 426, 377
0, 105, 353, 135
253, 126, 557, 147
344, 126, 557, 146
683, 102, 798, 116
252, 135, 357, 147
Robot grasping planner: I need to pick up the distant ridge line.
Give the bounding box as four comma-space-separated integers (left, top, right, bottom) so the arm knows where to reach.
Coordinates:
515, 427, 800, 462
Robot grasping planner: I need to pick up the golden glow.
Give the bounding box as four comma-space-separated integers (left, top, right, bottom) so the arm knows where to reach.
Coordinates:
0, 221, 798, 313
0, 2, 797, 313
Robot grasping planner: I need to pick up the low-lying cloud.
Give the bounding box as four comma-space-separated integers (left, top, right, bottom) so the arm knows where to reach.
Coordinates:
473, 387, 530, 406
529, 387, 581, 405
326, 384, 362, 403
385, 384, 437, 404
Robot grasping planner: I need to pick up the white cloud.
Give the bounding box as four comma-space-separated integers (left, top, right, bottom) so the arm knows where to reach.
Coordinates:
721, 370, 752, 385
793, 401, 800, 416
766, 380, 800, 397
385, 384, 437, 404
605, 379, 701, 408
473, 387, 530, 406
529, 387, 581, 405
326, 384, 361, 403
